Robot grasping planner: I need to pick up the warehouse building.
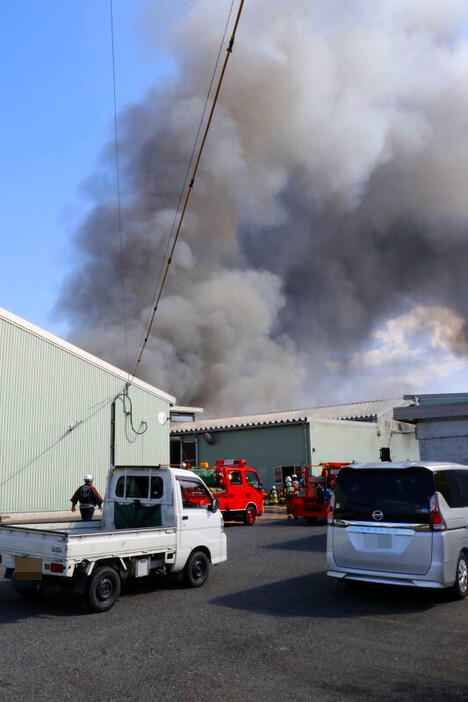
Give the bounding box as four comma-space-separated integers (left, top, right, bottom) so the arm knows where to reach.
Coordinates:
170, 399, 419, 487
0, 308, 175, 519
394, 393, 468, 465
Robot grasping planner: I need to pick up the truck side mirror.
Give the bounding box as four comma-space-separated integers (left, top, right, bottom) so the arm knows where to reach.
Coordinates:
210, 498, 219, 513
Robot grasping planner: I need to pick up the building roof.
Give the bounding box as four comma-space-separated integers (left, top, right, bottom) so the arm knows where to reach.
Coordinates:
171, 398, 410, 433
403, 393, 468, 406
1, 307, 176, 404
394, 402, 468, 423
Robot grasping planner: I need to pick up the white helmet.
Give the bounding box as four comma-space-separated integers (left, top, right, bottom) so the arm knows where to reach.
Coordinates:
83, 474, 93, 482
285, 476, 292, 483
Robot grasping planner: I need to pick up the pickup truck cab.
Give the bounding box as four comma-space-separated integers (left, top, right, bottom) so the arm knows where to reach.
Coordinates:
193, 459, 264, 525
0, 465, 226, 612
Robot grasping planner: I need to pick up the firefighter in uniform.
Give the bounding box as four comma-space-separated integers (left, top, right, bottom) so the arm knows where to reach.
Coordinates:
71, 474, 103, 521
285, 476, 294, 519
269, 486, 278, 505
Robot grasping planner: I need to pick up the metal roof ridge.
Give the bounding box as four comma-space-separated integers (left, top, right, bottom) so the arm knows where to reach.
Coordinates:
198, 398, 404, 425
0, 306, 176, 404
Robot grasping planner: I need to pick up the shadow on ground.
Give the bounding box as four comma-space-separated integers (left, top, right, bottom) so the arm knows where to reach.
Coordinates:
261, 532, 327, 553
210, 571, 448, 619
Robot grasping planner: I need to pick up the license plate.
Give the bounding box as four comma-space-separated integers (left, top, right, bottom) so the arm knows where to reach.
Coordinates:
15, 557, 42, 580
363, 533, 392, 550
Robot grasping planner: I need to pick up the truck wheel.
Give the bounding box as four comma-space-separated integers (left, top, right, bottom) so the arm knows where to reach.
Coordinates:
87, 566, 121, 612
306, 517, 317, 524
451, 552, 468, 600
243, 505, 256, 526
13, 581, 45, 598
184, 550, 210, 588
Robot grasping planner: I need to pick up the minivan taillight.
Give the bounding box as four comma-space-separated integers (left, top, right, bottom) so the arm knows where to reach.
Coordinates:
429, 493, 447, 531
327, 500, 334, 525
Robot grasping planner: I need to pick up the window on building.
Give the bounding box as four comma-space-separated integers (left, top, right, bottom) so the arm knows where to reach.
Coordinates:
170, 439, 181, 465
182, 438, 197, 465
170, 437, 197, 466
276, 466, 301, 483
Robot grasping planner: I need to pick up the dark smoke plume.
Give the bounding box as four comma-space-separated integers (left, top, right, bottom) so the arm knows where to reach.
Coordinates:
56, 0, 468, 414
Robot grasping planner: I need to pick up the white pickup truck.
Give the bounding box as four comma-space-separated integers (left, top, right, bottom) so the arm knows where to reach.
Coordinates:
0, 465, 227, 612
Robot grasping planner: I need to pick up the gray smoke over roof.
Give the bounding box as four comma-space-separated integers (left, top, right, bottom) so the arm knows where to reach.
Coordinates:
56, 0, 468, 414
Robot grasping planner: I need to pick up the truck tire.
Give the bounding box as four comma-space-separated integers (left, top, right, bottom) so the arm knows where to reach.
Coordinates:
306, 517, 317, 524
243, 505, 256, 526
184, 550, 210, 588
13, 581, 45, 598
450, 552, 468, 600
87, 566, 121, 612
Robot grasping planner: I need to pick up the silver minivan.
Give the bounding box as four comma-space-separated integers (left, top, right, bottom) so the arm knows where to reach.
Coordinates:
327, 462, 468, 599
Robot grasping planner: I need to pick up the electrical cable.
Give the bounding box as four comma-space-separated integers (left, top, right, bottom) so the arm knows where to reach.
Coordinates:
130, 0, 246, 383
110, 0, 130, 377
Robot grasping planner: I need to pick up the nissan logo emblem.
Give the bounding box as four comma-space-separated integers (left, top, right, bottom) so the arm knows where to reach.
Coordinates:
372, 510, 384, 521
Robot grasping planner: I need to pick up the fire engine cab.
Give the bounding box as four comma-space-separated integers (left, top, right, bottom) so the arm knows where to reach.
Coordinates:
289, 463, 350, 523
193, 459, 264, 525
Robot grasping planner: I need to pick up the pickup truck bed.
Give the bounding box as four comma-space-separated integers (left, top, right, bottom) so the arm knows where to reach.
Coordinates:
0, 522, 178, 569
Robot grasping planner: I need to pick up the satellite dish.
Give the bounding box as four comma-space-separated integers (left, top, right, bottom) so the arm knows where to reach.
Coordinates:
158, 412, 167, 425
204, 432, 214, 445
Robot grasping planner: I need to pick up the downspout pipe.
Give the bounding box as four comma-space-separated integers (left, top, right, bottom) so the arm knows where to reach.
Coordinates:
303, 421, 311, 465
110, 399, 116, 467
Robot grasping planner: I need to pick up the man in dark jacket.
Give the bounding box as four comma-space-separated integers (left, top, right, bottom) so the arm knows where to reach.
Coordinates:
70, 474, 103, 521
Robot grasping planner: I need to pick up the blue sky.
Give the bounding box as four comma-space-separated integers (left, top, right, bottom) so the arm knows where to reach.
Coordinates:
0, 0, 173, 335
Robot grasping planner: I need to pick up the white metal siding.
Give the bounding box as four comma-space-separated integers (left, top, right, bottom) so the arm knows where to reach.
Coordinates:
309, 419, 419, 465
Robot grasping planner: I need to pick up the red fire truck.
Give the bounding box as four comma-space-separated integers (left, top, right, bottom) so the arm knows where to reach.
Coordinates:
288, 463, 350, 523
193, 459, 264, 525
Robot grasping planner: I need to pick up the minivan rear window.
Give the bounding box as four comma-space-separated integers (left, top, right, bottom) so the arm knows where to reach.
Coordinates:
334, 468, 434, 524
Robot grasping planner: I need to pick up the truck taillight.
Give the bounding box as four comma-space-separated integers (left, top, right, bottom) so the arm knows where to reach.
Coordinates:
429, 493, 447, 531
50, 563, 64, 573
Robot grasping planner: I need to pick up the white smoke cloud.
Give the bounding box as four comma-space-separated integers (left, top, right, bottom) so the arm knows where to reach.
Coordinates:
327, 306, 468, 397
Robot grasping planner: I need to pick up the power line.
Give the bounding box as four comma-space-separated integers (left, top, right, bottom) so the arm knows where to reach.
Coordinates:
138, 0, 236, 354
130, 0, 246, 382
110, 0, 130, 376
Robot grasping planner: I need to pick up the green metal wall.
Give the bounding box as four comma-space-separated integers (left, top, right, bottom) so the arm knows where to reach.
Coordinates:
178, 423, 310, 487
1, 314, 172, 513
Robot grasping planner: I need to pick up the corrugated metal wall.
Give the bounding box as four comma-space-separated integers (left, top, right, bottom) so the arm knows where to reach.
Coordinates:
417, 420, 468, 464
190, 423, 310, 487
1, 316, 171, 513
